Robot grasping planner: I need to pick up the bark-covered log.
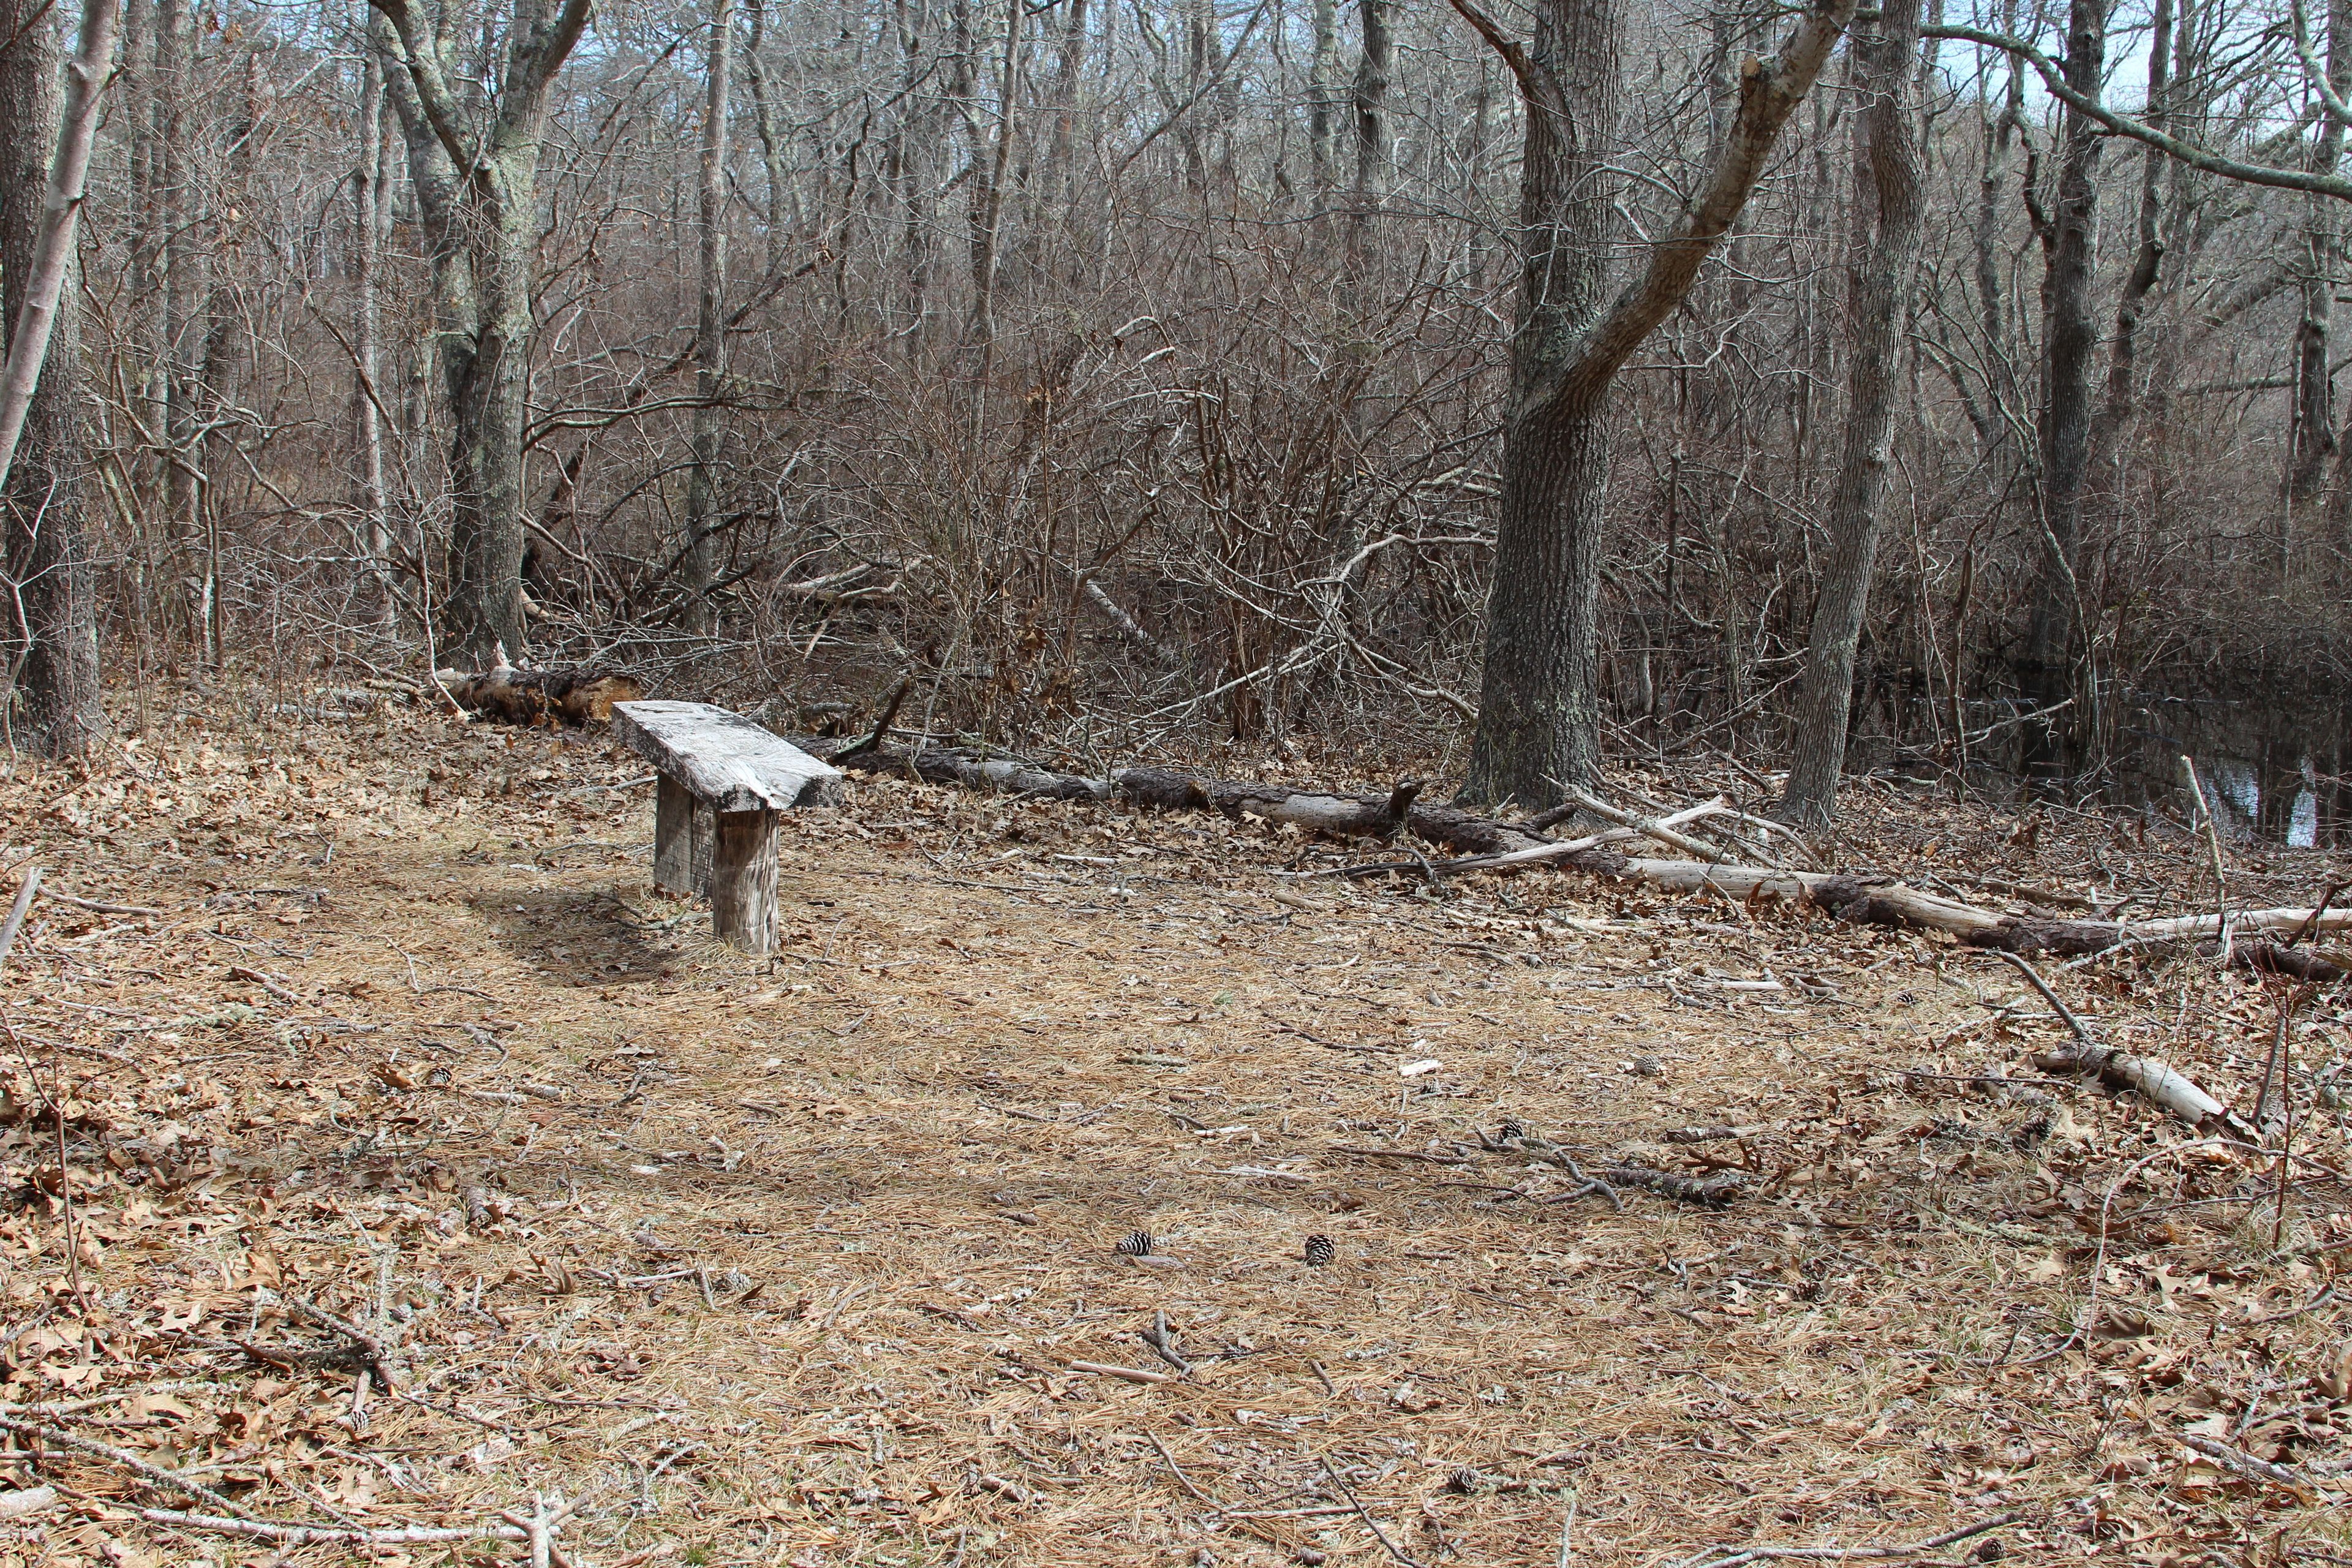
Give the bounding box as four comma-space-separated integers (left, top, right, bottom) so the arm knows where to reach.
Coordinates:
439, 665, 644, 726
2226, 942, 2350, 983
788, 734, 2352, 967
1964, 906, 2352, 957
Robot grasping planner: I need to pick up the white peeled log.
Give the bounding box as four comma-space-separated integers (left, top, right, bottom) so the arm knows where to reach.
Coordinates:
2030, 1044, 2245, 1131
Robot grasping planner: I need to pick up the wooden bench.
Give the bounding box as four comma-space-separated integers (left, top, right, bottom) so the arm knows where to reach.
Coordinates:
609, 701, 843, 953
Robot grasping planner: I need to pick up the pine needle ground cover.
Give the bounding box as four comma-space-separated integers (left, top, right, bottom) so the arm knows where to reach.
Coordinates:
0, 698, 2346, 1566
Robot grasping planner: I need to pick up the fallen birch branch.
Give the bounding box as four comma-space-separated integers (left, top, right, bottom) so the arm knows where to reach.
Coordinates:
2028, 1046, 2248, 1134
1561, 785, 1767, 867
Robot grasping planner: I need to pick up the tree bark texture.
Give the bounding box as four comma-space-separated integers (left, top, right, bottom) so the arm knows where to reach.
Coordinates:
371, 0, 594, 667
1779, 0, 1925, 826
154, 0, 216, 660
2092, 0, 2170, 473
682, 0, 735, 636
354, 47, 393, 625
1454, 0, 1858, 809
1348, 0, 1390, 249
0, 0, 116, 755
2291, 0, 2351, 503
1309, 0, 1338, 194
2019, 0, 2106, 785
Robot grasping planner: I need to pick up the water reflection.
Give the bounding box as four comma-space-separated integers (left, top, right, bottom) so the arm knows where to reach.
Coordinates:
1922, 690, 2350, 847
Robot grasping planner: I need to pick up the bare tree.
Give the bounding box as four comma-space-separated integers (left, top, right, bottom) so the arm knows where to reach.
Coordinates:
369, 0, 595, 665
1779, 0, 1926, 826
1452, 0, 1858, 807
353, 39, 393, 626
682, 0, 736, 635
2014, 0, 2107, 786
2290, 0, 2351, 507
0, 0, 118, 755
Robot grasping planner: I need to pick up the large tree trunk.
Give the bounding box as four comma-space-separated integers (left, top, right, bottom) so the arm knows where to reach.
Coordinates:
1347, 0, 1390, 257
371, 0, 593, 668
681, 0, 734, 637
1779, 0, 1926, 827
1458, 0, 1621, 811
963, 0, 1024, 374
1308, 0, 1338, 195
0, 0, 115, 755
1968, 0, 2022, 461
1455, 0, 1856, 809
1469, 409, 1614, 810
2018, 0, 2106, 788
440, 190, 536, 665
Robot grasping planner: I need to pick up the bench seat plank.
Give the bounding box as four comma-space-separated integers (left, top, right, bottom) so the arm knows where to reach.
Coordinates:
612, 701, 843, 813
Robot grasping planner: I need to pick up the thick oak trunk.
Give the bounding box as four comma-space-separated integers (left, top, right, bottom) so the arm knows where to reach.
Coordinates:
1454, 0, 1856, 809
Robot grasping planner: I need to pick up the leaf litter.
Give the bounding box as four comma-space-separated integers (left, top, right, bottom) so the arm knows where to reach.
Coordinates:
0, 695, 2345, 1564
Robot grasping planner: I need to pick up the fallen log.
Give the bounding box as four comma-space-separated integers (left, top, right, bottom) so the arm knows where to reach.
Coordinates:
439, 662, 643, 725
790, 736, 2005, 937
1966, 905, 2352, 956
1561, 785, 1776, 869
2225, 941, 2350, 983
785, 734, 2352, 967
2029, 1044, 2254, 1136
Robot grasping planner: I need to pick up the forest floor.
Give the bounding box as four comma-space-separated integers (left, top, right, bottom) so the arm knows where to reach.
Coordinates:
0, 692, 2349, 1568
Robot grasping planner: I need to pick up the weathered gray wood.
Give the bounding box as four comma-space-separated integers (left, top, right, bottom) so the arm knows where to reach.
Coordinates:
709, 809, 778, 952
653, 775, 713, 896
612, 701, 843, 812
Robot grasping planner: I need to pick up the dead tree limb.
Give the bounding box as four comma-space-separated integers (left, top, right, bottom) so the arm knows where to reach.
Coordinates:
793, 737, 2352, 958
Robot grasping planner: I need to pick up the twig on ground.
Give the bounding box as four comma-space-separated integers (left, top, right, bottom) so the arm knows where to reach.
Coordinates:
494, 1490, 585, 1568
1142, 1309, 1191, 1374
1506, 1134, 1626, 1210
1673, 1507, 2030, 1567
228, 965, 306, 1004
272, 1294, 402, 1390
1145, 1431, 1213, 1505
2181, 1433, 2318, 1494
1068, 1359, 1174, 1385
115, 1507, 530, 1546
1321, 1457, 1426, 1568
1988, 950, 2089, 1041
0, 1414, 256, 1519
43, 890, 164, 917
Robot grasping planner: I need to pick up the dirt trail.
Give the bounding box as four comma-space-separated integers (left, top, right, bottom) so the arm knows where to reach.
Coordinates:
1, 701, 2346, 1565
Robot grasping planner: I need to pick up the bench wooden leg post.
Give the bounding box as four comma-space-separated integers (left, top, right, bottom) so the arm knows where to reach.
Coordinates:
653, 776, 705, 895
709, 809, 780, 953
